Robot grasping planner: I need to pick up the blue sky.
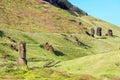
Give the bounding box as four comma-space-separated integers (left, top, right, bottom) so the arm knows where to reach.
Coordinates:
68, 0, 120, 26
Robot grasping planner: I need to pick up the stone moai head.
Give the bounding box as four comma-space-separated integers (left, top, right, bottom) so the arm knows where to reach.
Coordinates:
108, 29, 113, 36
44, 42, 50, 50
44, 42, 55, 54
96, 27, 102, 36
91, 28, 95, 37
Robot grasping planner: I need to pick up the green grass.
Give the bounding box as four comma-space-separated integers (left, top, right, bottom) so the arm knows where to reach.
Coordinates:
0, 27, 120, 79
0, 0, 120, 79
54, 51, 120, 78
0, 63, 99, 80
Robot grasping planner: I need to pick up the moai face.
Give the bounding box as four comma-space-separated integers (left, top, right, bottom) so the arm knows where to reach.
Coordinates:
96, 27, 102, 36
18, 41, 26, 59
108, 29, 113, 36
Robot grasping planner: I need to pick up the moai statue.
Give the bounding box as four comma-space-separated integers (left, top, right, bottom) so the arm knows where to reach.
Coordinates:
91, 28, 95, 37
17, 41, 27, 65
108, 29, 113, 36
96, 27, 102, 36
44, 42, 55, 54
44, 42, 50, 50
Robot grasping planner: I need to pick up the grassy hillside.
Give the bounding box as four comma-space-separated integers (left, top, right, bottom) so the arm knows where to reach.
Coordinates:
54, 51, 120, 78
0, 0, 120, 80
0, 0, 89, 33
0, 27, 120, 79
1, 0, 119, 33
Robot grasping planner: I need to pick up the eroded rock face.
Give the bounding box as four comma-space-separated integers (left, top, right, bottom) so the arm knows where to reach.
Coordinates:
43, 0, 88, 16
44, 0, 69, 9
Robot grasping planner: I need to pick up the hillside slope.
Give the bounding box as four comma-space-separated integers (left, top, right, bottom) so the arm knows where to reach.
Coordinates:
0, 0, 119, 33
54, 51, 120, 78
0, 0, 89, 33
0, 0, 120, 80
43, 0, 88, 16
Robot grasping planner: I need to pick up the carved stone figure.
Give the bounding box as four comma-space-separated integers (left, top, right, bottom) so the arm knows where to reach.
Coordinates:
108, 29, 113, 36
96, 27, 102, 36
91, 28, 95, 37
17, 41, 27, 65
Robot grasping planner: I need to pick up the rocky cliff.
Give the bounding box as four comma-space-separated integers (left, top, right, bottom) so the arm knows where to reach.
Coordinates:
43, 0, 88, 16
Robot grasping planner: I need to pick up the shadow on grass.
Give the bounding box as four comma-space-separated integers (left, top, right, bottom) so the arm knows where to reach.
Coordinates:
77, 41, 91, 49
112, 35, 119, 38
54, 50, 64, 56
28, 58, 50, 62
0, 30, 4, 37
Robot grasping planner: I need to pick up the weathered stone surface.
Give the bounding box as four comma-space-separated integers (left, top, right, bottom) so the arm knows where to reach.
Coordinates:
44, 42, 55, 53
96, 27, 102, 36
17, 57, 27, 65
18, 41, 26, 59
44, 42, 50, 50
17, 41, 27, 65
42, 0, 88, 16
108, 29, 113, 36
91, 28, 95, 37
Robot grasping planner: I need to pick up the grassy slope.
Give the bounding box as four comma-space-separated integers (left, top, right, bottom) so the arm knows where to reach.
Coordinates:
54, 51, 120, 78
0, 0, 120, 79
0, 0, 90, 33
0, 27, 120, 79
